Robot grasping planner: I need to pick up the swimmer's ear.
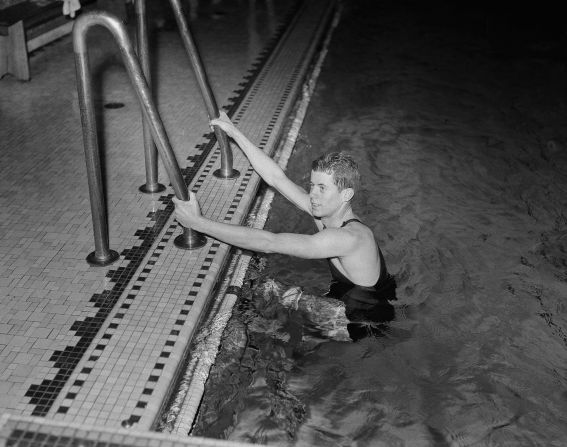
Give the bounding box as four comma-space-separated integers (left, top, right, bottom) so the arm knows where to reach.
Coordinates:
341, 187, 354, 202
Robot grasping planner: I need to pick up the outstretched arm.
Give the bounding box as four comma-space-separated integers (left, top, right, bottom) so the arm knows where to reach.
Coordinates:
212, 112, 311, 214
173, 192, 356, 259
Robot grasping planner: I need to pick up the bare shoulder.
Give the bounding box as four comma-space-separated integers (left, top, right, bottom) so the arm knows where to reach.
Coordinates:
333, 221, 381, 285
342, 219, 375, 239
341, 221, 378, 255
334, 221, 375, 253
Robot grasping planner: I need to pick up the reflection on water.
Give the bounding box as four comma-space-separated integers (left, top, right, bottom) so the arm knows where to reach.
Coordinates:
195, 0, 567, 445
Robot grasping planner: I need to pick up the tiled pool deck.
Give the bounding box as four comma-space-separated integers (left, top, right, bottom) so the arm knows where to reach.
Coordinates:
0, 0, 337, 444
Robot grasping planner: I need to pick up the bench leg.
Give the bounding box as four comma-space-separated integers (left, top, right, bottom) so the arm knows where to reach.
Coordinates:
7, 21, 30, 81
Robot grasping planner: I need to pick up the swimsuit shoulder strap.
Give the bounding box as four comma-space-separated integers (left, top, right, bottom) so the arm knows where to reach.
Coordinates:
341, 218, 362, 227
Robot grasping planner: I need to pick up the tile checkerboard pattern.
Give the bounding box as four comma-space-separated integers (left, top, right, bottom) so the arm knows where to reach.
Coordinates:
0, 0, 335, 439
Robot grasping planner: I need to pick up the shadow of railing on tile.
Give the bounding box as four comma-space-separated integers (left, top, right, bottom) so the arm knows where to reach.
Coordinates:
73, 10, 207, 266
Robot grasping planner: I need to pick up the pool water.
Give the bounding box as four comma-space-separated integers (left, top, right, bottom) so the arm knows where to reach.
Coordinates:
193, 1, 567, 445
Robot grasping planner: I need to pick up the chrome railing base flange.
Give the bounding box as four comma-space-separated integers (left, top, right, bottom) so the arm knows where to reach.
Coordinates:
138, 183, 166, 194
213, 168, 240, 179
174, 229, 207, 250
86, 250, 120, 267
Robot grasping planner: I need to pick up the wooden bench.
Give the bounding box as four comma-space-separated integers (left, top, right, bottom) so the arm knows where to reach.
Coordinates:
0, 0, 96, 81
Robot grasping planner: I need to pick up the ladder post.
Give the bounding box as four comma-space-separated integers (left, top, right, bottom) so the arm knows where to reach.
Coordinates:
135, 0, 166, 194
168, 0, 240, 179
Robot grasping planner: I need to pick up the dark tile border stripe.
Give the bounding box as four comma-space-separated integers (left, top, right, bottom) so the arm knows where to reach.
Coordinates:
23, 1, 302, 417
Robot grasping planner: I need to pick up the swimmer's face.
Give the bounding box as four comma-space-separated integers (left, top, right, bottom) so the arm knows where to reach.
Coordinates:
309, 170, 349, 218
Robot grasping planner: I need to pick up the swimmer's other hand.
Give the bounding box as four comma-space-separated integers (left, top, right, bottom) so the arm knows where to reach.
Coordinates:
210, 111, 237, 136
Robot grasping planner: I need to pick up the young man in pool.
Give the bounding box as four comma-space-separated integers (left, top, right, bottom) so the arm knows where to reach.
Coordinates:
173, 112, 396, 316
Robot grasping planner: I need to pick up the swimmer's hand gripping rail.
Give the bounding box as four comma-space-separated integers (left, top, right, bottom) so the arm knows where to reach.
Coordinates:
73, 11, 206, 266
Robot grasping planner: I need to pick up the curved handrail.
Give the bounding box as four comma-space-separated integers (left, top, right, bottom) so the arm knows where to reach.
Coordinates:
73, 10, 206, 266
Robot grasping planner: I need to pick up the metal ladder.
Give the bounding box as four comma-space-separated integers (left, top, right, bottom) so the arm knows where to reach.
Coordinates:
73, 0, 239, 266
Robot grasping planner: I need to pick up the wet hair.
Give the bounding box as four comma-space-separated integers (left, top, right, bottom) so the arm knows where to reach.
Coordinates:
311, 152, 360, 192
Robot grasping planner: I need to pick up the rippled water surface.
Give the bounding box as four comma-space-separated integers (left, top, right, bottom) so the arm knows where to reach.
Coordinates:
194, 1, 567, 445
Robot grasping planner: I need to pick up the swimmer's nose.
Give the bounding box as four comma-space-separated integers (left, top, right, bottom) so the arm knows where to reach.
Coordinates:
309, 187, 318, 199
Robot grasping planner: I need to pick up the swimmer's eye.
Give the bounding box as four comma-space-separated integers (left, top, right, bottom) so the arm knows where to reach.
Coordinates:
308, 183, 326, 193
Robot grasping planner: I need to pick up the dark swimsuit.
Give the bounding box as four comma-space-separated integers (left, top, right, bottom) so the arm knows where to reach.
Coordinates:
323, 219, 397, 334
